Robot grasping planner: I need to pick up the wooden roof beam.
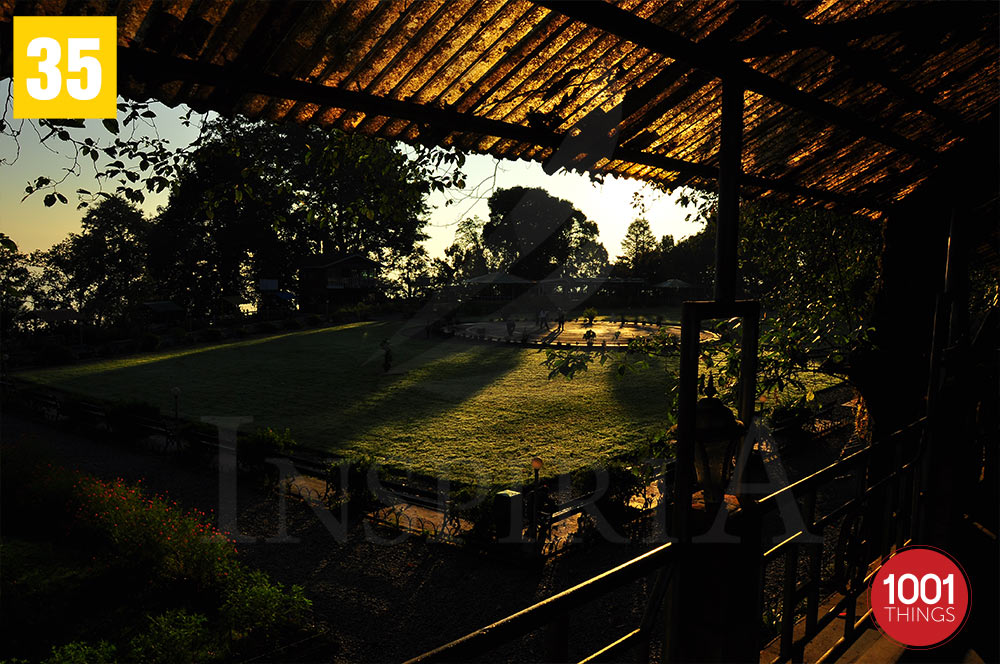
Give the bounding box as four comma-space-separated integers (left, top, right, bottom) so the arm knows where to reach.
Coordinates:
118, 48, 881, 211
615, 6, 760, 147
535, 0, 940, 164
751, 2, 976, 140
733, 2, 990, 59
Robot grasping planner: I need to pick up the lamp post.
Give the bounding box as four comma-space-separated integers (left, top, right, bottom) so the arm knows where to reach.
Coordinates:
693, 375, 745, 511
171, 386, 181, 423
531, 456, 543, 542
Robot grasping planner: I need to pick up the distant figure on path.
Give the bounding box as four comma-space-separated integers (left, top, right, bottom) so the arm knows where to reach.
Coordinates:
380, 339, 392, 372
540, 309, 549, 330
506, 317, 516, 338
556, 309, 565, 332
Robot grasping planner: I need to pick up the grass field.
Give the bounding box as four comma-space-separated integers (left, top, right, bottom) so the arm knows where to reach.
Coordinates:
18, 322, 676, 483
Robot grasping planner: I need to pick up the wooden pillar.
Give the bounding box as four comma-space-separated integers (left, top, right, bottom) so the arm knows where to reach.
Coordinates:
715, 80, 743, 303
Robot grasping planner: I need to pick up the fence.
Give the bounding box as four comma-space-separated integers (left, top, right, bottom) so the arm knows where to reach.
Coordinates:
405, 541, 677, 663
405, 416, 927, 663
757, 417, 925, 663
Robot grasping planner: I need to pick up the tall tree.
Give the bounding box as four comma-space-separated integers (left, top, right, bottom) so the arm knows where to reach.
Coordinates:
482, 187, 603, 280
0, 234, 30, 340
146, 117, 437, 315
435, 216, 492, 285
38, 197, 151, 327
563, 219, 611, 279
657, 218, 716, 286
618, 218, 658, 276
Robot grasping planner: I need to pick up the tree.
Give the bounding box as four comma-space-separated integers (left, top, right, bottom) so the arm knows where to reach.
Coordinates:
25, 239, 76, 313
36, 197, 151, 327
657, 217, 715, 286
0, 233, 30, 340
546, 192, 884, 416
434, 216, 492, 285
482, 187, 603, 280
146, 117, 438, 315
396, 246, 433, 299
618, 218, 658, 276
738, 200, 881, 375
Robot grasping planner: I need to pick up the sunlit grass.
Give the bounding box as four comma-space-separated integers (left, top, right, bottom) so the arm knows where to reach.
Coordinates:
18, 322, 674, 483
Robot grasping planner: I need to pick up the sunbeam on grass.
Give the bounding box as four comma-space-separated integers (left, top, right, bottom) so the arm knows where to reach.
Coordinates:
17, 322, 673, 483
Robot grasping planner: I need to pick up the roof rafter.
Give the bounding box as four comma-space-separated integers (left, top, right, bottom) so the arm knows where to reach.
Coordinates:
614, 6, 760, 147
733, 2, 989, 59
119, 48, 879, 210
535, 0, 940, 164
750, 2, 975, 140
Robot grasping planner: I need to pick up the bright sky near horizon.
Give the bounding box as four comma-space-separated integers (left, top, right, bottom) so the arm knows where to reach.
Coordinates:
2, 91, 705, 259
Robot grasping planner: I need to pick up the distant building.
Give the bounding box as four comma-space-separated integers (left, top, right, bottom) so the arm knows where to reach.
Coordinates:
299, 254, 381, 313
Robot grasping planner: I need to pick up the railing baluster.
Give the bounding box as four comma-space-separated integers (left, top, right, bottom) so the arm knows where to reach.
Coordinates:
780, 543, 798, 660
803, 490, 821, 643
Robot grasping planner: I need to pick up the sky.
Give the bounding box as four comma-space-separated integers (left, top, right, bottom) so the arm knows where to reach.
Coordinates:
2, 88, 705, 259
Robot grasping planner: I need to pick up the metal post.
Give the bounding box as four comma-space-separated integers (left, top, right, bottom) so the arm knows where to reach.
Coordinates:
715, 79, 744, 303
533, 467, 540, 543
673, 302, 700, 545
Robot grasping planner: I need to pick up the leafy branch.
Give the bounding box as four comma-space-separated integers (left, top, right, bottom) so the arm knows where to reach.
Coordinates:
2, 83, 209, 209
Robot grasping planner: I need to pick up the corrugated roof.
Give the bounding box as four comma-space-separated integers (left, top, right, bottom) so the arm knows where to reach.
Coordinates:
2, 0, 997, 214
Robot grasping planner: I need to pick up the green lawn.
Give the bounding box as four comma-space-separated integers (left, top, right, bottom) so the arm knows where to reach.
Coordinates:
18, 322, 675, 483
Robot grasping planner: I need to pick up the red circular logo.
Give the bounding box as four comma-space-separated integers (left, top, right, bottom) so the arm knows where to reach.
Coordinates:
870, 546, 970, 648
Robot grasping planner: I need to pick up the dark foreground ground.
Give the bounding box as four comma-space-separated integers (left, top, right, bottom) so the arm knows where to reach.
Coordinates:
1, 414, 672, 663
1, 388, 858, 663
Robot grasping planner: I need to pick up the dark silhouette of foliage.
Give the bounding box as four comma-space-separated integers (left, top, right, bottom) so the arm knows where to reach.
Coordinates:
145, 117, 441, 316
618, 218, 658, 276
483, 186, 605, 280
25, 197, 151, 328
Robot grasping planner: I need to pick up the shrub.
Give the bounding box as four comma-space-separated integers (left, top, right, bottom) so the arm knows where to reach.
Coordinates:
338, 302, 374, 321
331, 453, 380, 512
282, 318, 302, 330
583, 329, 597, 346
166, 326, 187, 342
3, 463, 313, 663
233, 326, 249, 338
583, 307, 598, 325
36, 342, 76, 366
139, 332, 161, 352
305, 314, 323, 326
238, 427, 296, 476
451, 487, 497, 547
73, 475, 235, 589
255, 321, 278, 334
128, 610, 218, 664
199, 328, 224, 343
42, 640, 117, 664
655, 314, 664, 326
220, 567, 311, 638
